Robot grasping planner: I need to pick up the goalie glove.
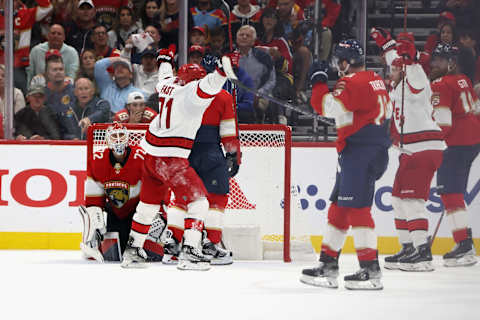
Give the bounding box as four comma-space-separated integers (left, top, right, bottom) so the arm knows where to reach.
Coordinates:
370, 27, 396, 52
226, 152, 241, 178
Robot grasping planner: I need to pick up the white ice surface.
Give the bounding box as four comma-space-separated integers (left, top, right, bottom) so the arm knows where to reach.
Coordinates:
1, 251, 479, 320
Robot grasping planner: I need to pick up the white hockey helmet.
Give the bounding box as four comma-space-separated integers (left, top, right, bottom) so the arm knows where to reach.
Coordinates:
106, 122, 129, 156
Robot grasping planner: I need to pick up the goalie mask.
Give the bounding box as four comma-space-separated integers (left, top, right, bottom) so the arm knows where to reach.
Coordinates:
106, 122, 129, 156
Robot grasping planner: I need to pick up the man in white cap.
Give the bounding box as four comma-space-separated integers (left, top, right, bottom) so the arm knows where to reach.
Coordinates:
113, 91, 157, 123
94, 56, 146, 113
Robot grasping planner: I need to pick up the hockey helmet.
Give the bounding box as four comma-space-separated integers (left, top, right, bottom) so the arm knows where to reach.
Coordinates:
106, 122, 129, 156
432, 43, 459, 62
333, 39, 364, 66
176, 63, 207, 85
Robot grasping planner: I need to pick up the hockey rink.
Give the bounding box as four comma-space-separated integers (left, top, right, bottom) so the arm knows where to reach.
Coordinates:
1, 251, 479, 320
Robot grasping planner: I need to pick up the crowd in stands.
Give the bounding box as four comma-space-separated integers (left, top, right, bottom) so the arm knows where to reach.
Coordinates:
0, 0, 479, 140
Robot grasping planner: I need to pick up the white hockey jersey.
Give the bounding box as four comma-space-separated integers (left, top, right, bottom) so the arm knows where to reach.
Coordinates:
385, 50, 446, 153
140, 63, 227, 158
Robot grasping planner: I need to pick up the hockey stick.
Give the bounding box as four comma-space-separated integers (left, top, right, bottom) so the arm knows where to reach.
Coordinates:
227, 77, 335, 126
430, 209, 445, 248
220, 0, 233, 52
400, 0, 408, 148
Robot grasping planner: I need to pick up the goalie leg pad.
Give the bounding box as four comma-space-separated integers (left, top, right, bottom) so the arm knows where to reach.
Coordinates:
100, 232, 122, 262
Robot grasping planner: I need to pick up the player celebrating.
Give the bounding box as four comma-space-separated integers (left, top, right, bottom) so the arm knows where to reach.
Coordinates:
80, 122, 167, 262
165, 87, 241, 266
121, 45, 233, 270
371, 29, 446, 271
113, 91, 158, 124
430, 43, 480, 267
300, 40, 391, 290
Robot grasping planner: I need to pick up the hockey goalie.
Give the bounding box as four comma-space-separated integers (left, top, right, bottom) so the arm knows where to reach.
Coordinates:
80, 122, 169, 263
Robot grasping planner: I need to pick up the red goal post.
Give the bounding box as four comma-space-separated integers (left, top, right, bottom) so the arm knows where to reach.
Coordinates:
87, 123, 299, 262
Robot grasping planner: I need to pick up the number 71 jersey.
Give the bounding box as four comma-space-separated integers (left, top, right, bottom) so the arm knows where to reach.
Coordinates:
140, 64, 225, 159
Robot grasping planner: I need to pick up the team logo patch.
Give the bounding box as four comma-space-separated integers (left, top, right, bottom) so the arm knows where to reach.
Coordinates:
105, 181, 130, 208
62, 95, 70, 105
431, 93, 440, 106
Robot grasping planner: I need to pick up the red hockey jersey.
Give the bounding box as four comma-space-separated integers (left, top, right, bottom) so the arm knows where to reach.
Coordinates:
93, 0, 132, 30
431, 74, 480, 146
0, 0, 52, 67
113, 107, 158, 124
85, 146, 145, 220
196, 89, 240, 154
311, 71, 391, 152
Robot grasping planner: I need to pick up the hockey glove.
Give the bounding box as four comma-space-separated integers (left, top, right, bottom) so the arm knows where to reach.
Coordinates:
157, 44, 176, 66
396, 39, 417, 63
226, 51, 240, 71
226, 152, 240, 178
370, 27, 396, 52
308, 60, 329, 85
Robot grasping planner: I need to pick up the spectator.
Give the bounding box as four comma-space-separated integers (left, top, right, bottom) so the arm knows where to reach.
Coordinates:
14, 85, 60, 140
130, 25, 168, 64
93, 0, 133, 31
0, 0, 53, 94
424, 11, 456, 54
188, 45, 205, 65
230, 0, 263, 38
139, 0, 162, 30
190, 26, 208, 46
191, 0, 227, 30
27, 24, 80, 87
437, 0, 478, 30
0, 64, 26, 116
94, 56, 145, 113
256, 7, 293, 73
113, 91, 157, 123
64, 0, 96, 53
108, 6, 143, 50
29, 49, 74, 89
236, 25, 276, 123
50, 0, 76, 25
57, 77, 110, 140
458, 29, 480, 84
76, 49, 97, 83
44, 58, 77, 129
275, 0, 305, 38
91, 25, 121, 61
159, 0, 194, 47
122, 44, 159, 95
289, 22, 312, 101
209, 26, 228, 57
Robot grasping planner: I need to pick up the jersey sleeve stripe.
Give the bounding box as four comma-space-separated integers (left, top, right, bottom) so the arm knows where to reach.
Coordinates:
433, 107, 452, 127
219, 119, 237, 138
196, 84, 215, 99
85, 177, 105, 197
146, 131, 194, 149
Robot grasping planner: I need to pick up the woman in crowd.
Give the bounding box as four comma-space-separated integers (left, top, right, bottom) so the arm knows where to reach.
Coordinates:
139, 0, 163, 30
76, 49, 96, 82
108, 6, 143, 50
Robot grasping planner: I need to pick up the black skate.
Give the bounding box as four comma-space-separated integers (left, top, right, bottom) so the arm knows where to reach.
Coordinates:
443, 229, 477, 267
121, 244, 148, 269
202, 231, 233, 265
177, 245, 211, 271
384, 243, 414, 270
300, 254, 339, 288
161, 230, 180, 265
344, 260, 383, 290
399, 243, 434, 272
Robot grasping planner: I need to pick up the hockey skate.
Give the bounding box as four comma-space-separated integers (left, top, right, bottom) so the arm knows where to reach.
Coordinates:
121, 245, 148, 269
177, 245, 211, 271
300, 254, 339, 289
384, 243, 414, 270
443, 230, 477, 267
161, 230, 180, 265
202, 231, 233, 265
398, 243, 434, 272
344, 261, 383, 290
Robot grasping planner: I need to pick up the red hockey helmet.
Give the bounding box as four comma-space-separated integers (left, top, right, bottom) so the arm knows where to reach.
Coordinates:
176, 63, 206, 85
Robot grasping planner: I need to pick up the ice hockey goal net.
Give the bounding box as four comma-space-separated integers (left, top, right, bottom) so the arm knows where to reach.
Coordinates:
87, 123, 313, 262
